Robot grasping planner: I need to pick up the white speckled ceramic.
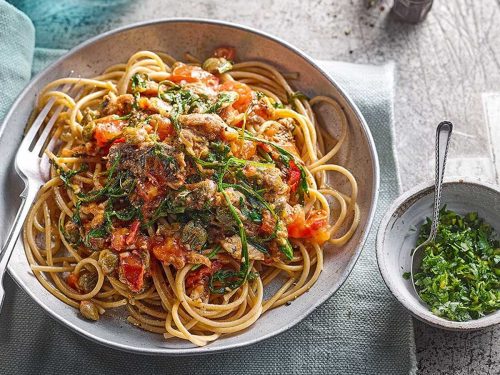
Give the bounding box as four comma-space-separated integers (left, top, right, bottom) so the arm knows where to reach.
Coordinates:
377, 178, 500, 330
0, 19, 379, 354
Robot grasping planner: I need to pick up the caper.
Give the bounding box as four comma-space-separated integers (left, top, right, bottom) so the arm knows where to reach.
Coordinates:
79, 300, 99, 321
181, 221, 207, 251
78, 272, 98, 293
81, 108, 99, 126
215, 206, 236, 230
202, 57, 233, 74
82, 121, 96, 142
64, 220, 81, 244
98, 249, 119, 275
139, 249, 150, 271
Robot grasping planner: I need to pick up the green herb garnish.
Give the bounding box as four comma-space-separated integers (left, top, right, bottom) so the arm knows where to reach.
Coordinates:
206, 92, 238, 114
412, 208, 500, 321
50, 160, 88, 188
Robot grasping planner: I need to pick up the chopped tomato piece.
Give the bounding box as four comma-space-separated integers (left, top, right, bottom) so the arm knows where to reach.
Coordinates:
126, 220, 141, 246
136, 180, 160, 202
218, 81, 253, 113
155, 117, 174, 140
151, 237, 187, 269
213, 47, 236, 61
111, 227, 128, 252
112, 137, 126, 145
258, 143, 273, 153
230, 139, 256, 159
287, 161, 302, 194
259, 210, 276, 235
170, 63, 219, 87
185, 261, 222, 289
251, 102, 273, 121
287, 209, 330, 244
94, 119, 124, 147
66, 273, 79, 290
119, 252, 145, 292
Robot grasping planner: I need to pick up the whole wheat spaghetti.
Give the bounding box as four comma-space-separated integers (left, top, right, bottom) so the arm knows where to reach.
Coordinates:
23, 47, 359, 346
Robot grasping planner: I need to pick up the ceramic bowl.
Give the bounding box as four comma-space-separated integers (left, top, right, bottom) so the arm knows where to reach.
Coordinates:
377, 178, 500, 330
0, 19, 379, 354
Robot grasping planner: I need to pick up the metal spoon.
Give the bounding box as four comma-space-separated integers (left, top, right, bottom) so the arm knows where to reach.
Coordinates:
410, 121, 453, 297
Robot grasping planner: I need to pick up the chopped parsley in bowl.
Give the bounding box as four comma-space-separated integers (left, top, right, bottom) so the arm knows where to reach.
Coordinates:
408, 208, 500, 321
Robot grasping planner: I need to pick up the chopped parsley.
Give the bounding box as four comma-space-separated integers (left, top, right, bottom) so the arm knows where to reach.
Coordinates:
412, 208, 500, 321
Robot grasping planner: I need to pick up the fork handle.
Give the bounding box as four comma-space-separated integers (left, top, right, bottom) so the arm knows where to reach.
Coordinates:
0, 184, 38, 311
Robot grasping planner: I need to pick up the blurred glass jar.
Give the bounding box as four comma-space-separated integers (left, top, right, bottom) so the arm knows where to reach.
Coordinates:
392, 0, 433, 23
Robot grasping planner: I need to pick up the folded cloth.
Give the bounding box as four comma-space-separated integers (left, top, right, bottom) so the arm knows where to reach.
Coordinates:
0, 1, 416, 374
0, 1, 34, 120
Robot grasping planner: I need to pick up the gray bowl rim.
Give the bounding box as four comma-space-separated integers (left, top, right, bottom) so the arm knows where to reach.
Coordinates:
3, 18, 380, 355
376, 177, 500, 331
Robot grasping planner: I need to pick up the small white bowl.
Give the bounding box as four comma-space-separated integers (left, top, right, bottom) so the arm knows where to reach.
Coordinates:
377, 178, 500, 330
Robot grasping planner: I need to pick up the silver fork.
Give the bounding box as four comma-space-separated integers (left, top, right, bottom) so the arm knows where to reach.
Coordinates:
0, 79, 75, 311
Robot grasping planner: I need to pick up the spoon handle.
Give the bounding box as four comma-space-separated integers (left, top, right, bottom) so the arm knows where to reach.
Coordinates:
430, 121, 453, 238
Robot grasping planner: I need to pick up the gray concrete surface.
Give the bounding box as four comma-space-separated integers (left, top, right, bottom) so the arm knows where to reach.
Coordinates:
39, 0, 500, 373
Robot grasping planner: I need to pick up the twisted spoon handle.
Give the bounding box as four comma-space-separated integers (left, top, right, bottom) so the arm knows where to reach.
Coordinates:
430, 121, 453, 239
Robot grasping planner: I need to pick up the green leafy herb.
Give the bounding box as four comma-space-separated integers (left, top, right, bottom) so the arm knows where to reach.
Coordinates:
76, 153, 136, 203
209, 269, 259, 294
50, 160, 88, 188
131, 73, 147, 92
240, 198, 262, 223
206, 141, 231, 164
131, 73, 148, 110
287, 91, 310, 110
243, 132, 309, 197
159, 85, 207, 132
248, 239, 269, 255
209, 158, 252, 292
83, 201, 141, 248
72, 201, 81, 225
279, 239, 294, 260
412, 208, 500, 321
206, 92, 238, 113
146, 196, 186, 226
191, 245, 221, 271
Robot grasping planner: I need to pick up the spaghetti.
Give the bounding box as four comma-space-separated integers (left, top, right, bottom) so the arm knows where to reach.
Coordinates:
23, 48, 359, 346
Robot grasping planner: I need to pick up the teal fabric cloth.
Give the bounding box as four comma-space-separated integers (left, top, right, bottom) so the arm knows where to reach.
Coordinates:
0, 1, 417, 374
0, 1, 34, 120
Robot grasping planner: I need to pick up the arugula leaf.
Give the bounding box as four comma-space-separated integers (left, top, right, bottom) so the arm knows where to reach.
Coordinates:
191, 245, 221, 271
206, 92, 238, 113
131, 73, 148, 110
211, 157, 252, 291
287, 91, 309, 104
279, 239, 294, 260
76, 153, 136, 203
242, 133, 309, 197
248, 239, 269, 255
50, 160, 88, 188
146, 197, 186, 226
82, 200, 140, 248
131, 73, 147, 92
159, 86, 207, 132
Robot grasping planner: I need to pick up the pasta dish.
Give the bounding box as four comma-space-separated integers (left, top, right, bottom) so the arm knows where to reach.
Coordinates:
23, 48, 359, 346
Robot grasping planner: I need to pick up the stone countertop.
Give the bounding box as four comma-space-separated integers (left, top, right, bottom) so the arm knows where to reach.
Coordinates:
52, 0, 500, 373
111, 1, 499, 373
